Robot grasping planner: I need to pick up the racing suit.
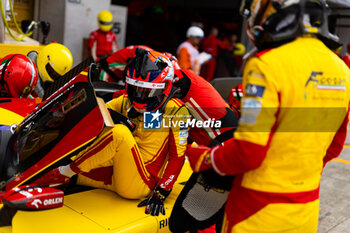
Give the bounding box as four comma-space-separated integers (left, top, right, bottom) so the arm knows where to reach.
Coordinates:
210, 37, 350, 232
88, 29, 118, 61
173, 69, 238, 146
69, 94, 190, 199
99, 45, 153, 82
343, 53, 350, 69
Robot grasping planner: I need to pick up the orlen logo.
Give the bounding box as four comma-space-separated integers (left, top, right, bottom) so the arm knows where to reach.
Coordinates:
152, 83, 164, 88
44, 197, 63, 206
31, 199, 42, 208
30, 197, 63, 209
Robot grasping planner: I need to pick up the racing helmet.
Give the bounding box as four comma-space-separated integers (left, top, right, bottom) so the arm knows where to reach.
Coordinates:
233, 43, 246, 56
0, 54, 38, 98
186, 26, 204, 38
125, 50, 174, 112
240, 0, 339, 50
36, 43, 73, 84
162, 52, 181, 70
98, 10, 113, 32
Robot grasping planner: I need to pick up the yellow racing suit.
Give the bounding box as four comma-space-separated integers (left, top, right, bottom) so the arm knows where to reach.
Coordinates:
69, 94, 190, 199
211, 36, 350, 232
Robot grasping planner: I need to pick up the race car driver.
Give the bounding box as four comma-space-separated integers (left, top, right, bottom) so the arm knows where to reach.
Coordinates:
187, 0, 350, 232
0, 54, 38, 98
88, 10, 118, 62
31, 42, 73, 98
34, 50, 190, 216
98, 45, 153, 82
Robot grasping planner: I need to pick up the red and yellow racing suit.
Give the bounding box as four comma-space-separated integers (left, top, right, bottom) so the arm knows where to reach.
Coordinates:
69, 94, 190, 199
174, 69, 238, 146
211, 37, 350, 232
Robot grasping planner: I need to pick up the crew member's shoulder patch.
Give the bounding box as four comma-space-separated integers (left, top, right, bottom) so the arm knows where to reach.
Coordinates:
245, 84, 265, 98
239, 98, 262, 125
247, 69, 265, 79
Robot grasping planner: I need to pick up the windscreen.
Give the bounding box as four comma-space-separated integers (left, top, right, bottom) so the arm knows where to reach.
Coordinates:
13, 82, 95, 172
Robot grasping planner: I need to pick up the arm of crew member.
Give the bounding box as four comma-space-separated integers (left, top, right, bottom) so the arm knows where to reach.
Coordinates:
177, 47, 192, 70
112, 40, 118, 53
323, 109, 349, 167
91, 41, 98, 62
210, 57, 280, 176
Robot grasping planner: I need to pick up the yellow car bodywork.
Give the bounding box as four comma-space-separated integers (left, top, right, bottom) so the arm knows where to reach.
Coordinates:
0, 159, 192, 233
0, 44, 44, 58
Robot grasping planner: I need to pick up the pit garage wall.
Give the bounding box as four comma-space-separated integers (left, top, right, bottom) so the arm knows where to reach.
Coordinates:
332, 8, 350, 57
64, 0, 127, 66
63, 0, 110, 66
38, 0, 127, 66
37, 0, 65, 44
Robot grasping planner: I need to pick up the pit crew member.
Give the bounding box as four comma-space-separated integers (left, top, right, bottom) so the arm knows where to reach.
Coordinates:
0, 54, 38, 98
88, 10, 118, 62
187, 0, 350, 232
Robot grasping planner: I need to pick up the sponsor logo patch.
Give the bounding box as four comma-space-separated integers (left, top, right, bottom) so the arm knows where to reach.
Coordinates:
179, 130, 189, 138
179, 138, 187, 145
239, 98, 262, 125
245, 84, 265, 97
305, 71, 346, 91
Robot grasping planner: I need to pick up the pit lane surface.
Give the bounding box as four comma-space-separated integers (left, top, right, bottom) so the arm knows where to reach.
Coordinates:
318, 132, 350, 233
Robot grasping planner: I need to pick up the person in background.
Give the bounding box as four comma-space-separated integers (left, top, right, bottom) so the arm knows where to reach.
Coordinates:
343, 42, 350, 68
0, 54, 38, 98
32, 43, 73, 98
186, 0, 350, 232
98, 45, 153, 82
176, 26, 204, 73
88, 10, 118, 62
200, 27, 233, 82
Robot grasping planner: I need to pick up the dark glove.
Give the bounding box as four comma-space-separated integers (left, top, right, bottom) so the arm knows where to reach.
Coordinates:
137, 186, 171, 216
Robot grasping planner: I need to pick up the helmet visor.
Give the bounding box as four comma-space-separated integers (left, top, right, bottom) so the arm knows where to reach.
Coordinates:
45, 63, 61, 81
126, 77, 165, 102
99, 20, 113, 25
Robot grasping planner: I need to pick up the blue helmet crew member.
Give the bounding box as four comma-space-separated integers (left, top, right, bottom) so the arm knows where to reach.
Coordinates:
187, 0, 350, 232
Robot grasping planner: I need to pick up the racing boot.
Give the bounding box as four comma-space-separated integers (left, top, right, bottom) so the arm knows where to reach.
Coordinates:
32, 168, 71, 186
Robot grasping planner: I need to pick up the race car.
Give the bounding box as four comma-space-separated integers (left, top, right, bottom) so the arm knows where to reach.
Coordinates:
0, 63, 192, 233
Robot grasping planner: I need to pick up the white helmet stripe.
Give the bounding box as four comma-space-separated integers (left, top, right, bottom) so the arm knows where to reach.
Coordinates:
126, 77, 165, 89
